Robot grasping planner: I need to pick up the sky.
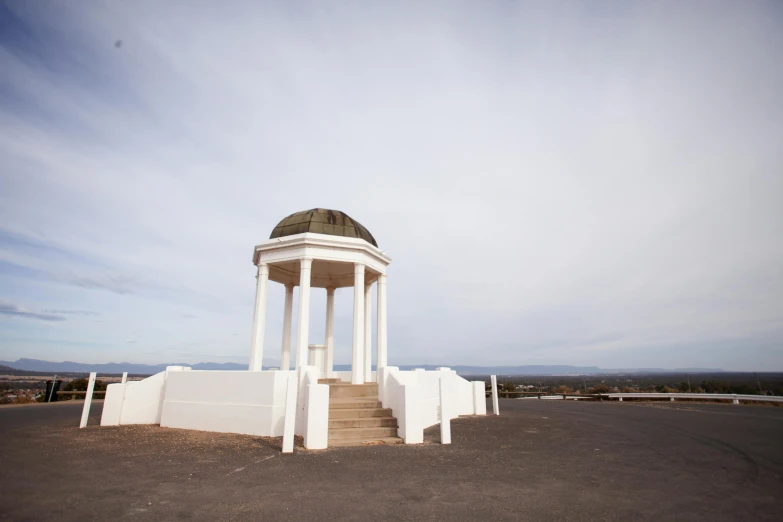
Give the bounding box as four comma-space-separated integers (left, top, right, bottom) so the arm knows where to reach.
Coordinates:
0, 1, 781, 371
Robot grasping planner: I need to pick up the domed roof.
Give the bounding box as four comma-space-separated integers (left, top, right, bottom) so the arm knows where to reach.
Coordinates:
270, 208, 378, 247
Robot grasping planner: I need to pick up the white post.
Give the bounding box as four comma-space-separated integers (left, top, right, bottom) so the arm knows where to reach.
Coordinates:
491, 375, 500, 415
732, 394, 739, 405
281, 283, 294, 370
249, 263, 270, 371
79, 372, 97, 428
325, 288, 335, 378
295, 258, 312, 370
121, 372, 128, 384
619, 397, 623, 402
364, 283, 372, 383
282, 372, 297, 453
351, 263, 365, 384
376, 274, 387, 380
439, 376, 451, 444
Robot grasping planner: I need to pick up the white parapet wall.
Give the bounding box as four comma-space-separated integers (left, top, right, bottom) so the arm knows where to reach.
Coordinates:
160, 370, 291, 437
101, 366, 191, 426
380, 367, 483, 443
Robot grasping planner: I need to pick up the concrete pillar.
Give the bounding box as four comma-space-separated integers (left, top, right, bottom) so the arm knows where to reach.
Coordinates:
295, 258, 312, 370
325, 288, 335, 378
351, 263, 365, 385
376, 273, 387, 379
364, 283, 372, 383
249, 263, 269, 371
281, 283, 294, 370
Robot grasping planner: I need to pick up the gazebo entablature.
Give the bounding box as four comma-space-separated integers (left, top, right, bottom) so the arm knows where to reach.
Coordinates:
248, 232, 390, 385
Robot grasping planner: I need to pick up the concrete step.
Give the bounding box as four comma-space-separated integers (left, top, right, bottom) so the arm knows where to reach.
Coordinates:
328, 426, 398, 439
329, 399, 382, 409
329, 383, 378, 399
330, 408, 393, 419
329, 437, 404, 447
318, 378, 343, 384
329, 417, 398, 429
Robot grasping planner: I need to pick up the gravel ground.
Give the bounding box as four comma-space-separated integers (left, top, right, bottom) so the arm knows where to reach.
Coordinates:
1, 399, 782, 521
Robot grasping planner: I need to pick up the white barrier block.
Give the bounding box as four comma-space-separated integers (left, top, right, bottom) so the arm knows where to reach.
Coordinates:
100, 383, 124, 426
472, 381, 486, 415
304, 383, 329, 449
79, 372, 97, 428
121, 372, 128, 384
491, 375, 500, 415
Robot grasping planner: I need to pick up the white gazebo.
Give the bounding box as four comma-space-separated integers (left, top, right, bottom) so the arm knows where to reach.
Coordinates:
101, 208, 486, 448
248, 208, 390, 384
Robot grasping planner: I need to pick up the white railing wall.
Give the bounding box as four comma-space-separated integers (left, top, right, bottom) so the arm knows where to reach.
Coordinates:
379, 366, 423, 443
380, 367, 486, 444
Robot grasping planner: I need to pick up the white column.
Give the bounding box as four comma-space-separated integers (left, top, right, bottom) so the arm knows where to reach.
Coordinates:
325, 287, 335, 378
249, 263, 270, 371
351, 263, 365, 384
376, 273, 388, 378
280, 283, 294, 370
364, 283, 372, 383
295, 258, 312, 370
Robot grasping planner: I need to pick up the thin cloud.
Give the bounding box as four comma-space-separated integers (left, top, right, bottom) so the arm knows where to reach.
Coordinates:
0, 1, 781, 370
0, 301, 66, 322
44, 309, 100, 316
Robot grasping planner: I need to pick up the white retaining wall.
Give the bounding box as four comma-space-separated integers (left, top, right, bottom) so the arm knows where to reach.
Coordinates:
160, 370, 290, 436
101, 366, 190, 426
379, 367, 484, 443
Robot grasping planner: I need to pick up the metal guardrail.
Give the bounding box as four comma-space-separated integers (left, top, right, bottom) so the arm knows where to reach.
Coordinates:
57, 390, 106, 396
602, 392, 783, 404
484, 391, 781, 404
485, 391, 551, 398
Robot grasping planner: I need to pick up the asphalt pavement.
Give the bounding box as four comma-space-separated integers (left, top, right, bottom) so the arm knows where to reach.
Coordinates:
1, 399, 781, 521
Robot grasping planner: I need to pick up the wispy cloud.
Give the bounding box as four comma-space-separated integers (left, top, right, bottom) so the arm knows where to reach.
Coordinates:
43, 309, 100, 316
0, 300, 66, 322
0, 1, 781, 369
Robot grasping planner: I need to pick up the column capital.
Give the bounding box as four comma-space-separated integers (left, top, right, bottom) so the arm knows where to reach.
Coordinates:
284, 282, 295, 290
326, 287, 336, 296
300, 257, 313, 269
377, 273, 387, 284
354, 262, 365, 274
256, 262, 269, 277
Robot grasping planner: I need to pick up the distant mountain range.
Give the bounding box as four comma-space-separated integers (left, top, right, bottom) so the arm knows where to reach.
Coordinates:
0, 358, 725, 376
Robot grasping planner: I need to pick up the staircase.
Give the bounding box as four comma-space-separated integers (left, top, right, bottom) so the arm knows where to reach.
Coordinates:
320, 378, 403, 447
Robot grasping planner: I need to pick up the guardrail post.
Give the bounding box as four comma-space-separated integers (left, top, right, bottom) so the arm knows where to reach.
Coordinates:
732, 394, 739, 405
618, 397, 623, 402
670, 394, 675, 402
490, 375, 499, 415
79, 372, 97, 428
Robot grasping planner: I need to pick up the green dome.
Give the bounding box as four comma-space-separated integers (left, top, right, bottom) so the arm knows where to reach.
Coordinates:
270, 208, 378, 247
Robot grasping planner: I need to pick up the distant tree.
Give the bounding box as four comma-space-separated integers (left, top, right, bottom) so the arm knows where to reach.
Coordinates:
552, 385, 573, 394
589, 384, 611, 394
62, 378, 107, 399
